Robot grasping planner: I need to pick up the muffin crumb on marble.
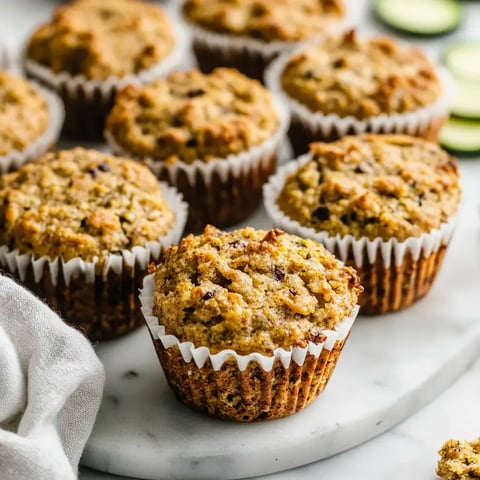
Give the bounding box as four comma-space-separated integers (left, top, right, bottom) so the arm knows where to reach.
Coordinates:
437, 438, 480, 480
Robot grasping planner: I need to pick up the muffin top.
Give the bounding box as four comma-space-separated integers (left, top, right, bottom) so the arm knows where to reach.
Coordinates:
437, 438, 480, 480
153, 225, 361, 355
280, 30, 442, 118
0, 71, 49, 156
0, 148, 175, 265
276, 135, 460, 241
106, 68, 280, 164
183, 0, 345, 42
26, 0, 175, 80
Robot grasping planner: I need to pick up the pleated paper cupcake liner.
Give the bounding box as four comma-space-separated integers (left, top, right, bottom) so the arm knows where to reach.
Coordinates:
140, 273, 359, 421
265, 41, 453, 156
24, 14, 189, 141
106, 95, 290, 232
0, 183, 188, 341
0, 83, 64, 174
263, 155, 457, 314
186, 17, 352, 83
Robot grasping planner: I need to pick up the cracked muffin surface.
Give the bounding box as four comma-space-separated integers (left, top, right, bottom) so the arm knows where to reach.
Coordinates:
276, 134, 460, 241
0, 71, 49, 156
153, 225, 361, 355
27, 0, 175, 80
281, 30, 442, 119
183, 0, 345, 42
437, 438, 480, 480
0, 148, 175, 265
106, 68, 280, 164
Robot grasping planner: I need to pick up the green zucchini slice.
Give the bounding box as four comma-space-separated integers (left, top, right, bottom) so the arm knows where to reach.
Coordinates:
443, 41, 480, 81
440, 118, 480, 156
374, 0, 462, 36
450, 77, 480, 120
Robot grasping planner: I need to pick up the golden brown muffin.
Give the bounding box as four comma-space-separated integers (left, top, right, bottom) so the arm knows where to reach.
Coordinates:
438, 439, 480, 480
281, 30, 442, 119
183, 0, 345, 42
27, 0, 175, 80
277, 134, 460, 242
106, 68, 280, 164
0, 71, 49, 156
146, 224, 361, 421
0, 148, 181, 341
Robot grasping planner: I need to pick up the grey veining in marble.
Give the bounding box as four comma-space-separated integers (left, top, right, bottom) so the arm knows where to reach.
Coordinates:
81, 200, 480, 480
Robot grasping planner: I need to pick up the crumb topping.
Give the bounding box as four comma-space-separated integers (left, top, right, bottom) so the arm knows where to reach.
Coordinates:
0, 71, 49, 156
276, 135, 460, 241
281, 30, 442, 118
153, 225, 361, 355
27, 0, 175, 80
0, 148, 175, 265
106, 68, 279, 164
438, 438, 480, 480
183, 0, 345, 42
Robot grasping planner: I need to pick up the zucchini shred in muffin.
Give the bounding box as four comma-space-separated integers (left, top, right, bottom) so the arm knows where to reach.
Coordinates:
182, 0, 347, 81
266, 30, 450, 155
0, 70, 63, 173
25, 0, 184, 140
141, 225, 362, 421
264, 134, 461, 315
106, 68, 288, 232
0, 148, 186, 341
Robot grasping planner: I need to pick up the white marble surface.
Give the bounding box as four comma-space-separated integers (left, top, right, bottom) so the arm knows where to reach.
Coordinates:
2, 0, 480, 479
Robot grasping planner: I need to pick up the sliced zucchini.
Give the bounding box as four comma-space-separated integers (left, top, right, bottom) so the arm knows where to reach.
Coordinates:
451, 77, 480, 120
443, 41, 480, 81
374, 0, 462, 36
440, 118, 480, 156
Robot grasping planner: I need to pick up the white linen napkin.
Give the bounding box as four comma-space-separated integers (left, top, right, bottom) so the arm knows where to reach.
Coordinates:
0, 275, 105, 480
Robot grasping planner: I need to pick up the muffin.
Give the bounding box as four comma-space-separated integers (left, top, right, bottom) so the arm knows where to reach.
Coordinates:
265, 30, 450, 156
0, 70, 64, 173
0, 148, 187, 341
140, 225, 361, 421
182, 0, 347, 82
264, 134, 461, 315
438, 438, 480, 480
105, 68, 288, 232
25, 0, 186, 141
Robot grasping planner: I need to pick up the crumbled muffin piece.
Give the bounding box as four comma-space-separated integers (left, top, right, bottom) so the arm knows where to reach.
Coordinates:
106, 68, 279, 164
438, 438, 480, 480
183, 0, 345, 42
281, 30, 442, 118
0, 148, 175, 265
0, 71, 49, 156
27, 0, 175, 80
154, 225, 361, 355
276, 134, 460, 241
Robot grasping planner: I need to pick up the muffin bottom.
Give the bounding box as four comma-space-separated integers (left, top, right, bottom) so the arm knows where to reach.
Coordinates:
288, 115, 448, 156
1, 261, 147, 341
152, 336, 348, 422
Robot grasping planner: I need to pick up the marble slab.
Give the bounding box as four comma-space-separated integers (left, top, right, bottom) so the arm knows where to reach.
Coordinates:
81, 199, 480, 480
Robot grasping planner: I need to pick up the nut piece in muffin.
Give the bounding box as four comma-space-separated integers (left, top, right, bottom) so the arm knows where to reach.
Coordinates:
182, 0, 346, 82
146, 225, 361, 421
106, 68, 284, 232
270, 134, 460, 314
27, 0, 175, 80
0, 148, 180, 340
272, 30, 448, 153
438, 438, 480, 480
106, 68, 280, 164
277, 134, 460, 242
183, 0, 346, 43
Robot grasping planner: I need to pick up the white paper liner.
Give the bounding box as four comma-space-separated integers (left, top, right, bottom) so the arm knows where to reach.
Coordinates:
0, 83, 64, 173
106, 94, 290, 188
185, 14, 353, 60
140, 272, 359, 372
0, 182, 187, 286
23, 13, 189, 102
264, 38, 453, 139
263, 153, 458, 269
